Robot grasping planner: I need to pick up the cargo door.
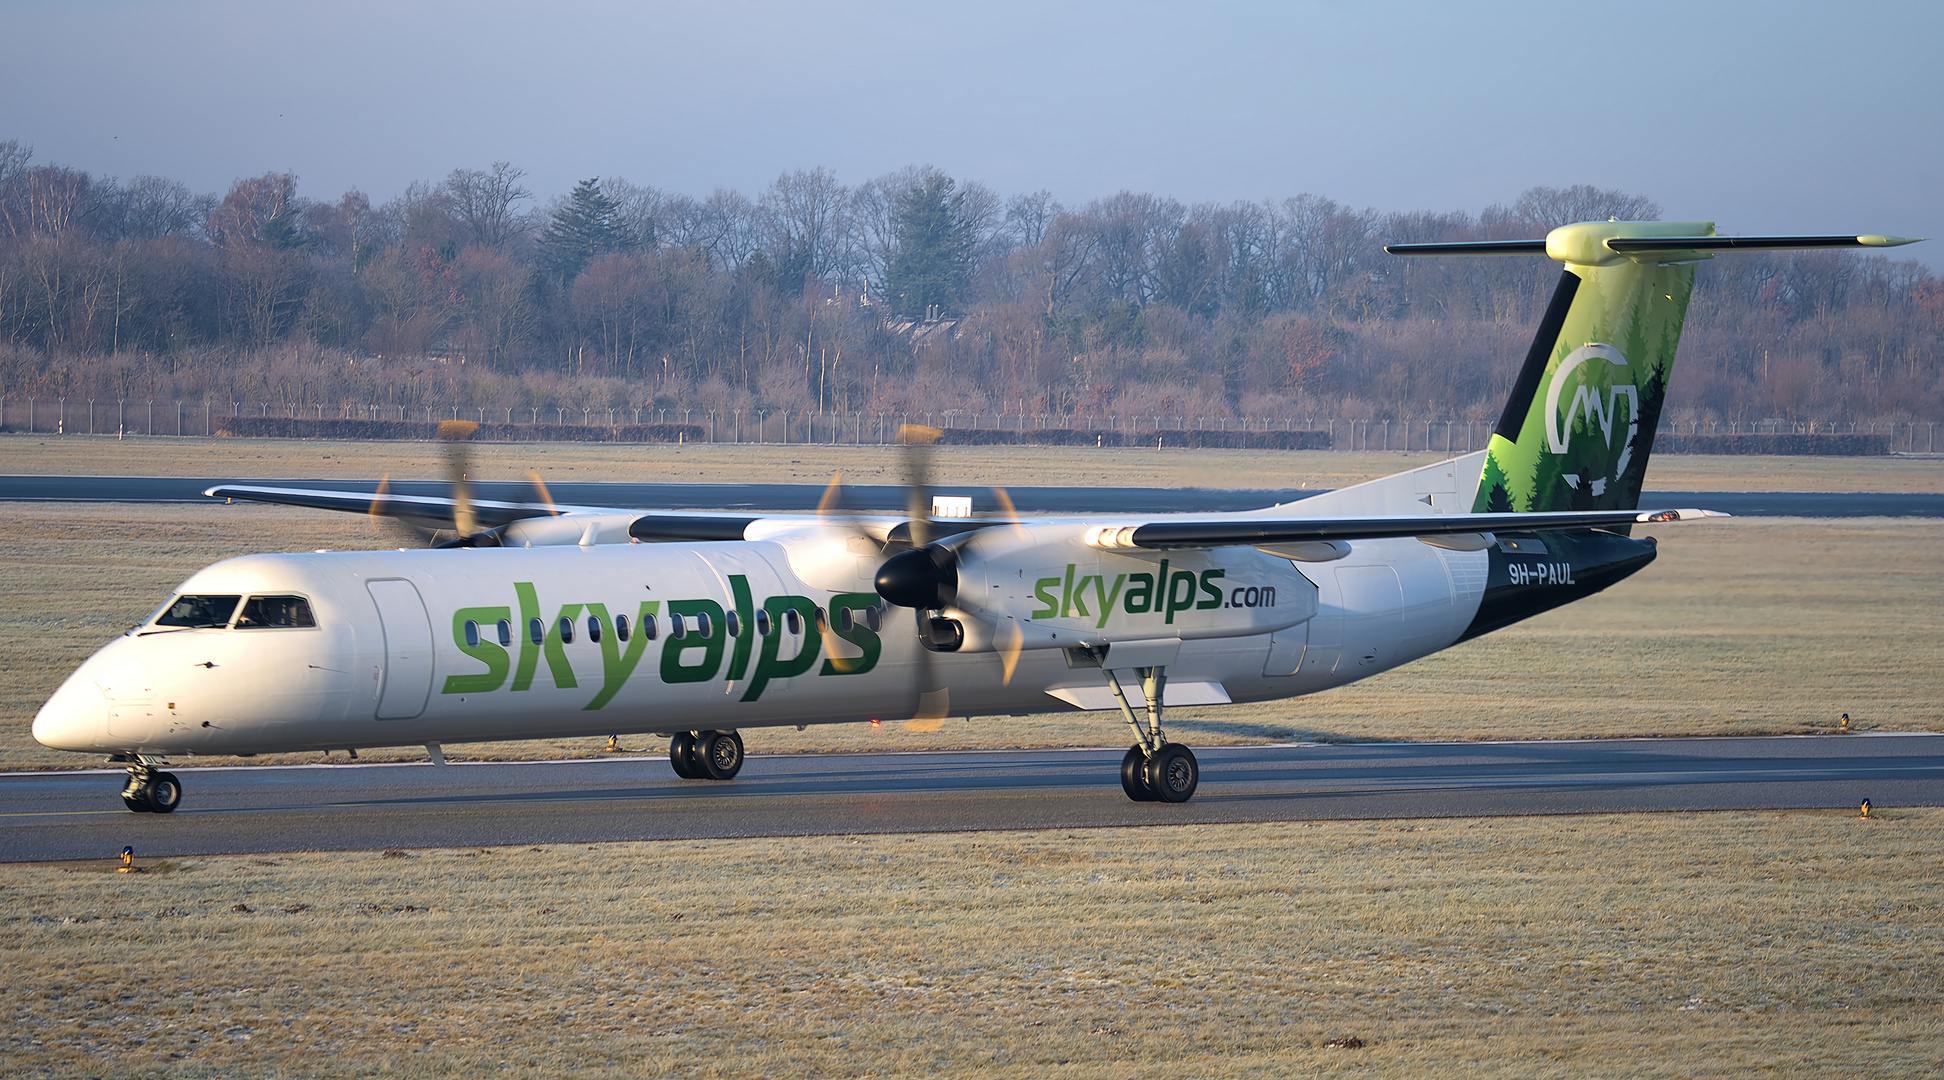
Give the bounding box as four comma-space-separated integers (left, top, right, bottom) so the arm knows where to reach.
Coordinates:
368, 579, 434, 720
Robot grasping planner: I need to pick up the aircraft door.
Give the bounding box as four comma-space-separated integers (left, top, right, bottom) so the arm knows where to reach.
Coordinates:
367, 579, 434, 720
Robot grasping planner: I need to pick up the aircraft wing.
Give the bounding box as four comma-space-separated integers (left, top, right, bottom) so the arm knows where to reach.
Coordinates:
1085, 507, 1726, 551
205, 484, 555, 529
203, 484, 759, 540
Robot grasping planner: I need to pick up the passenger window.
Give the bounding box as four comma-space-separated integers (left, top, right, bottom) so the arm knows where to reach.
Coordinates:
463, 620, 480, 648
529, 618, 545, 645
669, 615, 685, 640
725, 611, 742, 637
559, 617, 575, 644
497, 619, 513, 647
838, 607, 854, 632
784, 609, 803, 635
155, 595, 242, 629
587, 615, 602, 643
641, 614, 659, 640
616, 614, 631, 642
755, 610, 772, 637
694, 612, 713, 639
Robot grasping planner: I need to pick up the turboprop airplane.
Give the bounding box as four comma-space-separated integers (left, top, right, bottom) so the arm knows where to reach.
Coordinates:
32, 221, 1922, 813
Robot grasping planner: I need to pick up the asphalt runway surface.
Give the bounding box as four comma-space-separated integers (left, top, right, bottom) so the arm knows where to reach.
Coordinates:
4, 475, 1943, 516
5, 735, 1938, 862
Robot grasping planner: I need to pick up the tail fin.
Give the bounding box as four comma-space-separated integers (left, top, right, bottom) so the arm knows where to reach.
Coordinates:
1389, 223, 1922, 513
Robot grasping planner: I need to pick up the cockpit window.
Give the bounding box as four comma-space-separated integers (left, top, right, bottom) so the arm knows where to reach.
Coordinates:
154, 595, 242, 629
234, 595, 318, 629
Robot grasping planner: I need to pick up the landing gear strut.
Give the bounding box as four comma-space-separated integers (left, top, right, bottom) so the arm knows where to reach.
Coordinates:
1105, 666, 1198, 803
118, 756, 182, 813
668, 730, 744, 781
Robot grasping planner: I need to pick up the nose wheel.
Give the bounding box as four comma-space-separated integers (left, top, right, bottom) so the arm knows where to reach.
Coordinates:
119, 758, 181, 813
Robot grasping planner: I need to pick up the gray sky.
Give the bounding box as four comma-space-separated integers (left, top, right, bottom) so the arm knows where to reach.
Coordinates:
4, 0, 1939, 263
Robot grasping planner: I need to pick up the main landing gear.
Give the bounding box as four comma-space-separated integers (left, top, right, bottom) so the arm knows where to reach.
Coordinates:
1105, 666, 1199, 803
115, 755, 182, 813
667, 730, 745, 780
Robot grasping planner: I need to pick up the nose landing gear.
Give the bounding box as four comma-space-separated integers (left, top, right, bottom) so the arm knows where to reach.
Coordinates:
116, 756, 182, 813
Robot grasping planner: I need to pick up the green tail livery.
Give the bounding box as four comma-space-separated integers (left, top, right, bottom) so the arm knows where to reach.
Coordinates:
1474, 221, 1702, 513
1385, 221, 1923, 516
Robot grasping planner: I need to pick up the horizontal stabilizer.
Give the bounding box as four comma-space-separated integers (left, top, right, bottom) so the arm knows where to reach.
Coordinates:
1383, 239, 1548, 257
1604, 234, 1923, 253
1388, 233, 1923, 259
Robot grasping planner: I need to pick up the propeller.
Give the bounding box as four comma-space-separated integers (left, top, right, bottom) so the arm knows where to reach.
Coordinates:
440, 420, 480, 539
366, 474, 436, 548
986, 486, 1031, 686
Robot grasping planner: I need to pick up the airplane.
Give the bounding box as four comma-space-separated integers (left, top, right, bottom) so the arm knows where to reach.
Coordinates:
31, 220, 1922, 813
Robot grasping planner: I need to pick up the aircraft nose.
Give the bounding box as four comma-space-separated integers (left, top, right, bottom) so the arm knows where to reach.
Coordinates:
33, 668, 110, 751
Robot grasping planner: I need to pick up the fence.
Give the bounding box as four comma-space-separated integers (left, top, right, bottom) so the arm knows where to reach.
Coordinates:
0, 397, 1938, 453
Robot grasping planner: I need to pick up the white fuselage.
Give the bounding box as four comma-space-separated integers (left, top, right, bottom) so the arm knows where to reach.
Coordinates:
33, 522, 1486, 757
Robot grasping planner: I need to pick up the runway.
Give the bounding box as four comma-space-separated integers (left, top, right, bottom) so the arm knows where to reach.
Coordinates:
5, 735, 1938, 862
3, 475, 1943, 516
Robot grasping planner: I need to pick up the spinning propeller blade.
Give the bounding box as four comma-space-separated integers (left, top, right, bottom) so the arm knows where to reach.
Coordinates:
439, 421, 479, 538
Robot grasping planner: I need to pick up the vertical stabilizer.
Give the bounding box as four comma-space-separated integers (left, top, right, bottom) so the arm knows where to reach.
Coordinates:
1388, 222, 1923, 513
1472, 221, 1706, 512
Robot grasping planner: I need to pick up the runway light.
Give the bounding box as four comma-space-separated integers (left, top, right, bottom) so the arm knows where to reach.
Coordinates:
1860, 799, 1873, 819
1840, 713, 1851, 731
871, 718, 881, 728
117, 846, 136, 873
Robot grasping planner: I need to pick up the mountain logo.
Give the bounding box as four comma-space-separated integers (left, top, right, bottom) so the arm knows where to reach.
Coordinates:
1544, 343, 1639, 496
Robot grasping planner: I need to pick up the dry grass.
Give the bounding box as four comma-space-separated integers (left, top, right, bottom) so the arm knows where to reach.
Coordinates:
8, 431, 1944, 491
3, 450, 1941, 769
5, 811, 1940, 1077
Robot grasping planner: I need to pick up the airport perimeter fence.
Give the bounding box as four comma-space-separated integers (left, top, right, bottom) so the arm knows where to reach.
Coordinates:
0, 396, 1935, 454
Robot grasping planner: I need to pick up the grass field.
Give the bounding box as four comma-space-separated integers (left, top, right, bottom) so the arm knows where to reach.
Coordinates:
6, 811, 1940, 1077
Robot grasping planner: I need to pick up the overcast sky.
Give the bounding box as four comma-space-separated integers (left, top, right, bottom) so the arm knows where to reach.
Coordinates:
3, 0, 1938, 263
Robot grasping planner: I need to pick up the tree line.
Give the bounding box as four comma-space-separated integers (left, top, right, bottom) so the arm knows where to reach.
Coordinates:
0, 138, 1937, 427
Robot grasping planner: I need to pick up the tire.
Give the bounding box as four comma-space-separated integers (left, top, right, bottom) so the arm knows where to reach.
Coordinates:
698, 730, 745, 780
146, 772, 182, 814
1146, 744, 1199, 803
121, 783, 153, 813
1120, 746, 1156, 802
668, 733, 701, 779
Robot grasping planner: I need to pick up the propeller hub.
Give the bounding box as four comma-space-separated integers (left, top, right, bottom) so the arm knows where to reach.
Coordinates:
875, 546, 958, 609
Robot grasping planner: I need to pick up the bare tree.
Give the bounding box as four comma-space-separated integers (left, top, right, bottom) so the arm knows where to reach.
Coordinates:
760, 167, 850, 283
604, 177, 677, 251
1003, 190, 1061, 251
442, 162, 532, 248
96, 175, 211, 240
1511, 185, 1660, 230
